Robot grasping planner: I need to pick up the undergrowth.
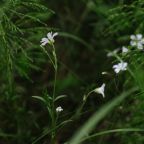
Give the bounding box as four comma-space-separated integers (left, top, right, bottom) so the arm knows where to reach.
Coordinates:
0, 0, 144, 144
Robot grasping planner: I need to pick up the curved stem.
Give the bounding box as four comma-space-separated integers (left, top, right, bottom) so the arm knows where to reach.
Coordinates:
74, 90, 93, 118
80, 128, 144, 143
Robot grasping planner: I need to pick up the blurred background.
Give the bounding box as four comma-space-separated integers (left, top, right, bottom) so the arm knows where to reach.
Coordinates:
0, 0, 144, 144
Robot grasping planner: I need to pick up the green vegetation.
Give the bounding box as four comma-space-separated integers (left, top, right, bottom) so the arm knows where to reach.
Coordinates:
0, 0, 144, 144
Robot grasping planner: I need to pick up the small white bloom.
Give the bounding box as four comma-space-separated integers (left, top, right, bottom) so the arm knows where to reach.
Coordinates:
94, 83, 105, 98
122, 46, 128, 53
137, 42, 143, 50
107, 49, 119, 57
130, 35, 135, 40
40, 32, 58, 46
136, 34, 142, 40
130, 34, 142, 40
40, 38, 49, 46
102, 71, 108, 75
56, 106, 63, 113
113, 62, 128, 74
130, 34, 144, 50
130, 41, 136, 46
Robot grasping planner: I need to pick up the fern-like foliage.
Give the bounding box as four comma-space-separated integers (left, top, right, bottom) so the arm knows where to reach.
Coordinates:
107, 0, 144, 35
0, 0, 53, 96
0, 0, 53, 143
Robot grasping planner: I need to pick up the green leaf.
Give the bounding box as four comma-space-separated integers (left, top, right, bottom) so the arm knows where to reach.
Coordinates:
54, 95, 67, 102
32, 96, 46, 103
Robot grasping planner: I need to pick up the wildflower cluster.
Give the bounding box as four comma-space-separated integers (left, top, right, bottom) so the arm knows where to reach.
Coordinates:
38, 32, 144, 110
96, 34, 144, 98
107, 33, 144, 75
41, 31, 135, 99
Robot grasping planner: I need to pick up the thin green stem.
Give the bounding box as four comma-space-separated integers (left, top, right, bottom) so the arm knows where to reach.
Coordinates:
51, 44, 58, 144
74, 90, 93, 119
42, 43, 58, 143
41, 46, 55, 68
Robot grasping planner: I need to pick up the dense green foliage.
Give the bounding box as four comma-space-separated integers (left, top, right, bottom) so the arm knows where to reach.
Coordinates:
0, 0, 144, 144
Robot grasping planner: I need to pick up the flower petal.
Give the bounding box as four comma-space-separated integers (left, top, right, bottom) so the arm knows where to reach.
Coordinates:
40, 38, 48, 46
137, 42, 143, 49
113, 62, 128, 74
94, 83, 105, 98
53, 32, 58, 37
122, 46, 128, 53
136, 34, 142, 40
130, 35, 136, 40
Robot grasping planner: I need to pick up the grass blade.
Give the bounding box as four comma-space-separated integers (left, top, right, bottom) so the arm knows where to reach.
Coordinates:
69, 87, 137, 144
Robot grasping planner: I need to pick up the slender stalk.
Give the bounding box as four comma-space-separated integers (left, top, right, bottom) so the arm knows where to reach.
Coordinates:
52, 45, 58, 100
51, 44, 58, 144
41, 46, 55, 67
42, 42, 58, 143
74, 90, 93, 119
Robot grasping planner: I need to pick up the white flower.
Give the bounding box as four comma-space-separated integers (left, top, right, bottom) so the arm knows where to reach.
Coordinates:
130, 34, 142, 40
113, 62, 128, 74
107, 49, 119, 57
137, 42, 144, 50
40, 32, 58, 46
130, 34, 144, 50
56, 106, 63, 113
40, 38, 49, 46
122, 46, 128, 53
101, 71, 108, 75
93, 83, 105, 98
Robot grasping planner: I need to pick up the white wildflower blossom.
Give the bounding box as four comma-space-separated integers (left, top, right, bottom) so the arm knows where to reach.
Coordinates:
130, 34, 144, 50
107, 48, 119, 57
122, 46, 128, 53
40, 32, 58, 46
56, 106, 63, 113
93, 83, 105, 98
102, 71, 108, 75
113, 62, 128, 74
